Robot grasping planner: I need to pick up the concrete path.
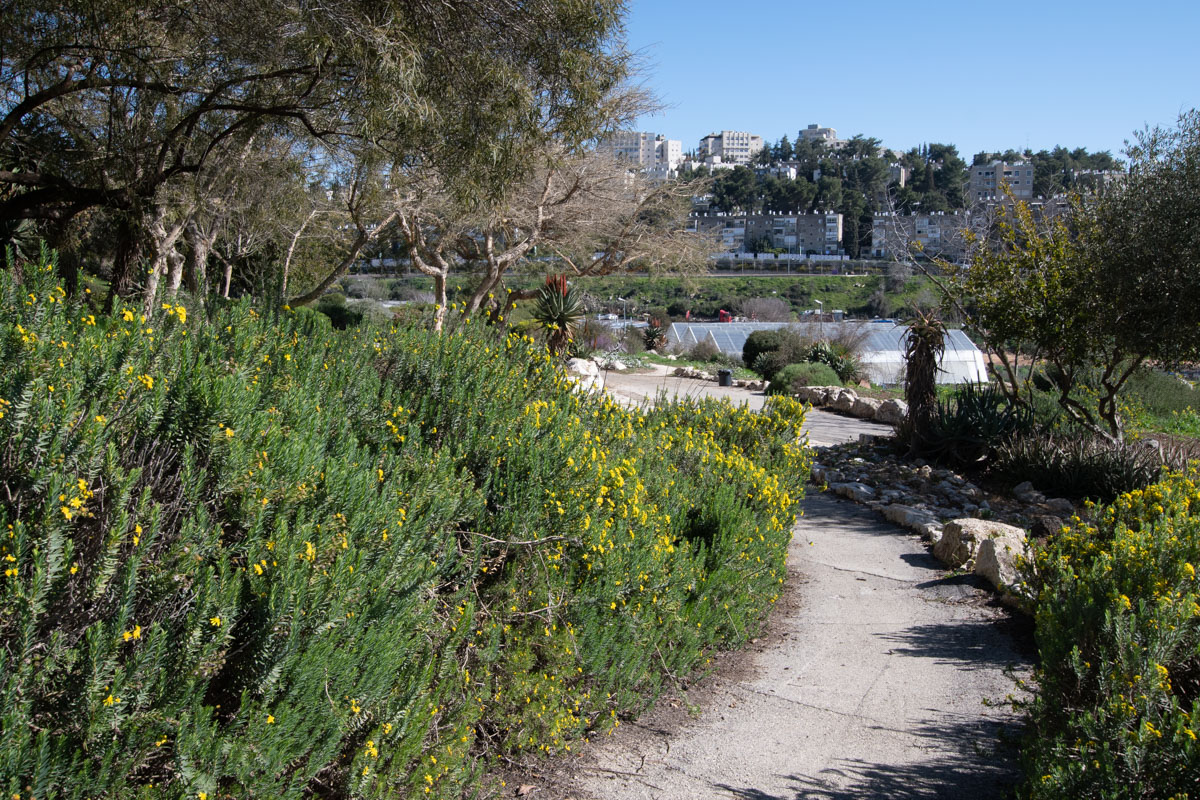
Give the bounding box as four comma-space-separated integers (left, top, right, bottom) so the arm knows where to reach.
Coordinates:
566, 493, 1029, 799
547, 373, 1032, 799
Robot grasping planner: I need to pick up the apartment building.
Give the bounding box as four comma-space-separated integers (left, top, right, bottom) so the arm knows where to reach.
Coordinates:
694, 212, 844, 255
968, 160, 1035, 202
800, 123, 847, 150
600, 131, 684, 177
871, 211, 970, 263
697, 130, 765, 166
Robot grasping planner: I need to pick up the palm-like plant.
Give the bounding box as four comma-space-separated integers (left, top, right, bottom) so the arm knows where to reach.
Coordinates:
902, 310, 947, 452
643, 318, 667, 351
531, 274, 585, 355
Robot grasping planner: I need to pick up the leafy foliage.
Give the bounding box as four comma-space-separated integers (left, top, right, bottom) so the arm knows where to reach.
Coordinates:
742, 329, 788, 370
993, 433, 1169, 502
1021, 469, 1200, 798
912, 382, 1035, 467
0, 253, 810, 798
530, 275, 585, 355
899, 311, 946, 452
642, 319, 667, 351
956, 110, 1200, 440
800, 340, 862, 384
766, 363, 841, 395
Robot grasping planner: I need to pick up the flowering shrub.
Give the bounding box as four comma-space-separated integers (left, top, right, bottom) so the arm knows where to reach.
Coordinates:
0, 253, 809, 798
1022, 468, 1200, 798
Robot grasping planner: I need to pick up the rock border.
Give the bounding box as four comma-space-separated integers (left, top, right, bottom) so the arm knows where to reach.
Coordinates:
812, 435, 1086, 609
793, 385, 907, 425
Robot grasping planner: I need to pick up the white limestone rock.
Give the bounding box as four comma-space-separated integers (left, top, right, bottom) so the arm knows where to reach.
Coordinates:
932, 518, 1027, 569
974, 529, 1029, 592
874, 399, 908, 425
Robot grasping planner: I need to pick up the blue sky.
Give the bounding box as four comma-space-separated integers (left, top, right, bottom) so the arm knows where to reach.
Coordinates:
622, 0, 1200, 160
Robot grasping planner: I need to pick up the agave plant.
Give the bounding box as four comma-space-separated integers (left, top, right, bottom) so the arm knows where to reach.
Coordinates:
531, 274, 585, 355
643, 318, 667, 351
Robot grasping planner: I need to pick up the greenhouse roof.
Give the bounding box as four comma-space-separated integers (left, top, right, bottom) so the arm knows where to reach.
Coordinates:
666, 321, 987, 385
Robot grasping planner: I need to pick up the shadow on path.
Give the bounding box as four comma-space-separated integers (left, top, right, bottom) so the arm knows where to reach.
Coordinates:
712, 715, 1023, 800
878, 620, 1025, 672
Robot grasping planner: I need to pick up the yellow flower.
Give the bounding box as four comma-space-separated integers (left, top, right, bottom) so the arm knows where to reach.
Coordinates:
122, 310, 134, 322
225, 427, 235, 438
209, 616, 222, 627
266, 714, 275, 724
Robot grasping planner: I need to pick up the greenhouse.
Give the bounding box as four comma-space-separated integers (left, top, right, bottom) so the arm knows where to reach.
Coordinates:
665, 321, 988, 385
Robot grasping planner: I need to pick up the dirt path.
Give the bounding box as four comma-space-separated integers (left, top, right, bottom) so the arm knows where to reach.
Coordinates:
531, 373, 1032, 799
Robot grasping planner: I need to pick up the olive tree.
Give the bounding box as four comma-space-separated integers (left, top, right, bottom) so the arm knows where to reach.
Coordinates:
361, 142, 712, 331
1, 0, 633, 308
953, 109, 1200, 440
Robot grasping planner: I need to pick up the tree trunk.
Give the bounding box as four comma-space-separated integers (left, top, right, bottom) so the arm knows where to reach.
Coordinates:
432, 273, 448, 332
183, 221, 213, 304
287, 212, 398, 307
165, 247, 185, 297
105, 215, 145, 311
280, 209, 318, 304
141, 209, 186, 315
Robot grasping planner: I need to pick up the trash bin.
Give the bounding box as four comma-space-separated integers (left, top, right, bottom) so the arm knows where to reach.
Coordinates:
717, 369, 733, 387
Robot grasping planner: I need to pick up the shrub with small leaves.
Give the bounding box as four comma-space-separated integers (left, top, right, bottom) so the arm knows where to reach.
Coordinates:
1021, 467, 1200, 798
0, 251, 810, 798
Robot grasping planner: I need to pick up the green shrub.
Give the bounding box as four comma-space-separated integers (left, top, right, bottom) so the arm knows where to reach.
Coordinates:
1123, 368, 1200, 416
752, 349, 791, 383
767, 362, 841, 395
742, 329, 787, 370
1022, 468, 1200, 798
993, 432, 1167, 502
315, 291, 364, 328
801, 340, 862, 384
0, 253, 810, 798
903, 382, 1034, 467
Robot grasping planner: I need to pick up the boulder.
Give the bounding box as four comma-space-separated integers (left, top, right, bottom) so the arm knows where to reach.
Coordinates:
932, 518, 1027, 569
831, 389, 859, 413
809, 387, 835, 405
874, 399, 908, 425
811, 465, 843, 484
1030, 515, 1065, 540
1043, 497, 1074, 516
1012, 481, 1045, 505
831, 482, 876, 503
565, 358, 603, 393
974, 529, 1029, 591
567, 357, 599, 377
673, 366, 688, 377
882, 504, 937, 530
851, 397, 883, 418
793, 386, 820, 404
918, 521, 945, 543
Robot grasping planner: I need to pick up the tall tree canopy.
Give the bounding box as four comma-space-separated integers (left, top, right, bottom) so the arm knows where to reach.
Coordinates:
1, 0, 634, 307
